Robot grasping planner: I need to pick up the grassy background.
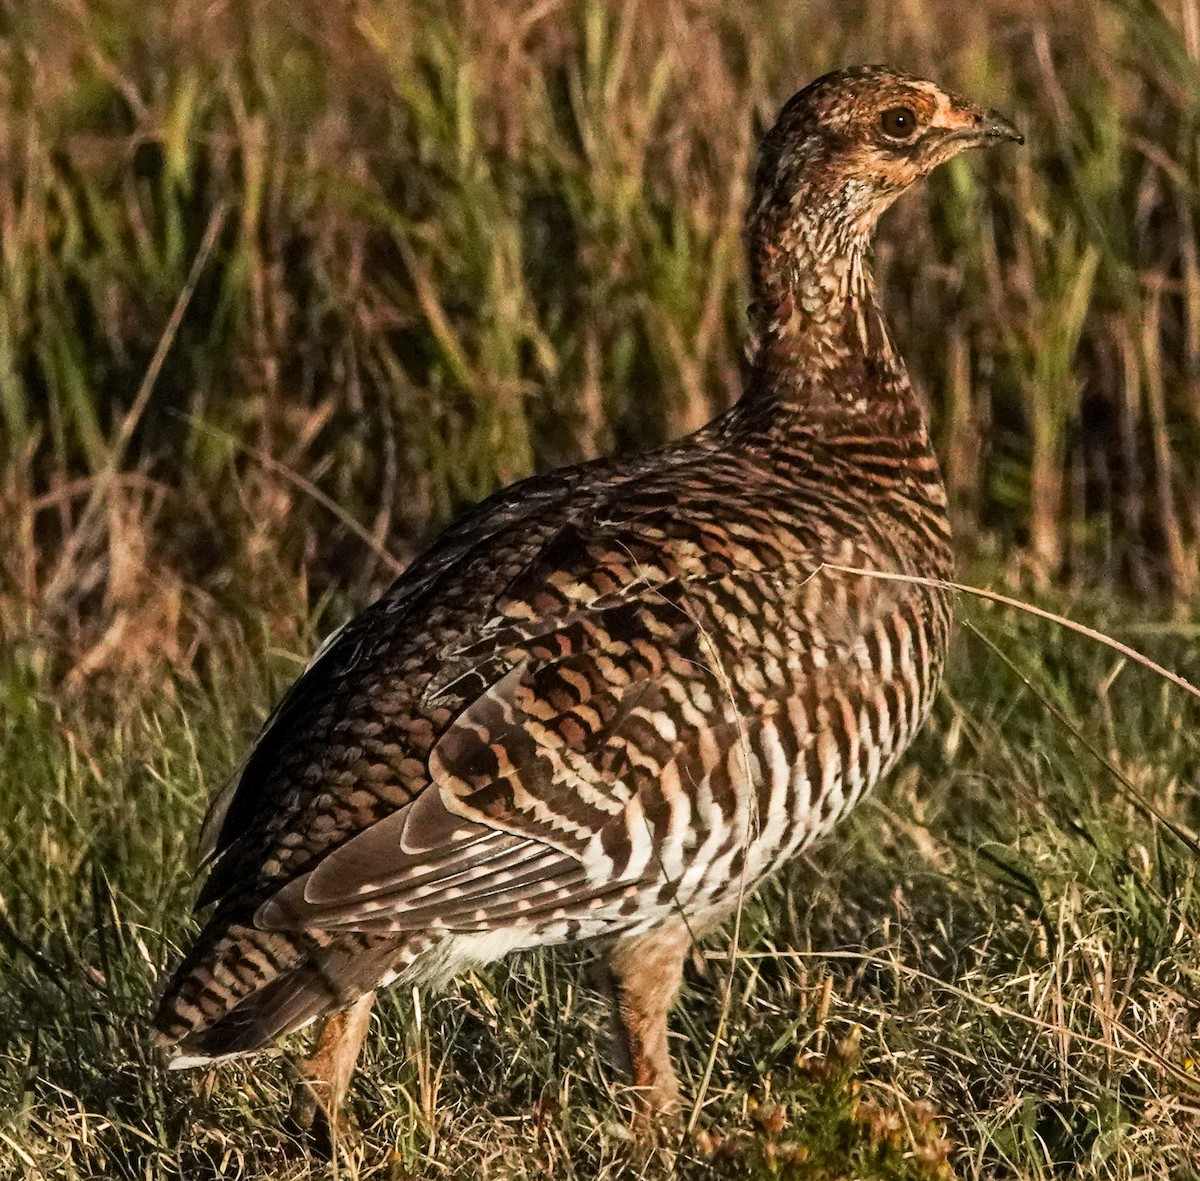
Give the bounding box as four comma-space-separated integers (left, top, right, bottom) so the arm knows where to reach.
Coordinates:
2, 0, 1200, 1177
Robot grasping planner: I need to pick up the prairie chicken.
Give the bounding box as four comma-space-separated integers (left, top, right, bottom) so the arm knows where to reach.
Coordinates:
152, 65, 1021, 1123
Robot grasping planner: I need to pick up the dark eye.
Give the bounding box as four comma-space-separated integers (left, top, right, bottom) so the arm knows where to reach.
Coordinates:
880, 106, 918, 139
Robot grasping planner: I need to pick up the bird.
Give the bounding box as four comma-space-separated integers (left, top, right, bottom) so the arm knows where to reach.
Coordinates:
151, 64, 1021, 1127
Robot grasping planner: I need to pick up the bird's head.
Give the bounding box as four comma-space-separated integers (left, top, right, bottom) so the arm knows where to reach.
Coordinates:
753, 64, 1022, 242
744, 65, 1021, 387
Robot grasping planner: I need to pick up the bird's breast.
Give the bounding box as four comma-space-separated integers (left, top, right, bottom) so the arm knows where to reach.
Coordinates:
568, 546, 952, 936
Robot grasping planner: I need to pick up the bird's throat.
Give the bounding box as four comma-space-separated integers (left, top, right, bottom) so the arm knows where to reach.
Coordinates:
745, 202, 911, 421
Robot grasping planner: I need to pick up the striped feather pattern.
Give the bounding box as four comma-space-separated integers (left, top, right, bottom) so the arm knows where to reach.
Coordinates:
151, 65, 981, 1061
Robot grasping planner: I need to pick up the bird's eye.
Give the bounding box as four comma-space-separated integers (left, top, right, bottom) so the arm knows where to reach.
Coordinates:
880, 106, 918, 139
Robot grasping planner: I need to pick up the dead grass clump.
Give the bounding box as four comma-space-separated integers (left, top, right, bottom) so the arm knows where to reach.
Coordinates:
5, 1, 1200, 688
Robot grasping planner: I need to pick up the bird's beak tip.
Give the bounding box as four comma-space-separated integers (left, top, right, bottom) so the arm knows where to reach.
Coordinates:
981, 109, 1024, 145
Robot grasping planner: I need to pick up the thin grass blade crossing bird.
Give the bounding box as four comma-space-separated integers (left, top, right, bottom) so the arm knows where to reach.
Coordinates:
151, 64, 1022, 1127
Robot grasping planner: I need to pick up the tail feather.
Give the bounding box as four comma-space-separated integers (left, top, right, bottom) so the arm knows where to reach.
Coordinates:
151, 920, 408, 1064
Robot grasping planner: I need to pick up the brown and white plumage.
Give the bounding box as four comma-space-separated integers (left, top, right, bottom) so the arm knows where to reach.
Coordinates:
152, 65, 1020, 1117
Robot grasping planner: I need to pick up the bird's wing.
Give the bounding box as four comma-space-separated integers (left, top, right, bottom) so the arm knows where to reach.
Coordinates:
196, 458, 617, 884
253, 560, 809, 934
204, 448, 866, 934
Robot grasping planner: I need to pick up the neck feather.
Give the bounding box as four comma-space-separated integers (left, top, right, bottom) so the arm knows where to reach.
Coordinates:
743, 189, 910, 419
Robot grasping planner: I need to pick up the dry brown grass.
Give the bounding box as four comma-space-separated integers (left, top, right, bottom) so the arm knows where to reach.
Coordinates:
3, 3, 1200, 1178
4, 0, 1200, 692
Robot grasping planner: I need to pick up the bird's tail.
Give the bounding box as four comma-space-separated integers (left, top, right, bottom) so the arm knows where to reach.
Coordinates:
151, 920, 406, 1066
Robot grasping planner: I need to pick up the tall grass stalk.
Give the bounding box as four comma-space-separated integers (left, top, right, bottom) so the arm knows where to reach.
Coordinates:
4, 0, 1200, 688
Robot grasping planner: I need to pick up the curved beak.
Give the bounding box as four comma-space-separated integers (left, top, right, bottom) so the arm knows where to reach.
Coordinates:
977, 109, 1024, 145
942, 103, 1024, 150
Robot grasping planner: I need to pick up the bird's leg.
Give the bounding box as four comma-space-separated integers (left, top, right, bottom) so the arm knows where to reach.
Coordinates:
291, 991, 376, 1137
601, 924, 690, 1121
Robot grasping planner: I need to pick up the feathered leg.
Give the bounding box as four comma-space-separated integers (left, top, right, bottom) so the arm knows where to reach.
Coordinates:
601, 924, 690, 1119
291, 991, 376, 1135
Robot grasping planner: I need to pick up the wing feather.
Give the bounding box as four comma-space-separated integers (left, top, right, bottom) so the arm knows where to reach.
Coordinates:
201, 448, 841, 940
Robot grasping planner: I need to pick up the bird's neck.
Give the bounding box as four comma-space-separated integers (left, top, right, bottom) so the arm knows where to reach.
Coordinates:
741, 197, 916, 430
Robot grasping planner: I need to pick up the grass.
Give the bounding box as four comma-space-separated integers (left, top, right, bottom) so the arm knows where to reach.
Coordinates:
2, 586, 1199, 1179
6, 0, 1200, 643
4, 0, 1200, 1177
